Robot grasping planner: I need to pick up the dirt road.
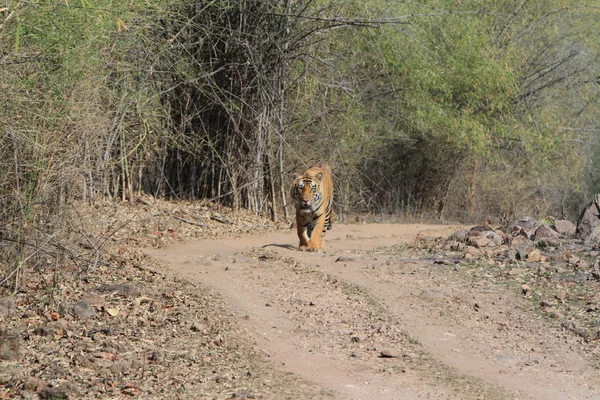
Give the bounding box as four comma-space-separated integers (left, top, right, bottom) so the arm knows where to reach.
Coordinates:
148, 224, 600, 399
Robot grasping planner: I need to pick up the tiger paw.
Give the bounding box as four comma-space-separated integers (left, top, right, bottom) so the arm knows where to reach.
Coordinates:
306, 247, 324, 253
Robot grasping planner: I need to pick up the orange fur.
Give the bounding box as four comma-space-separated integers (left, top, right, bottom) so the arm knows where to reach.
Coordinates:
291, 163, 334, 252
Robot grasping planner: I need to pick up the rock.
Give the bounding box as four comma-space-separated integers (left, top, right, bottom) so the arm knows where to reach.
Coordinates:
527, 249, 542, 262
24, 377, 47, 392
81, 293, 104, 306
508, 236, 533, 247
0, 297, 16, 317
555, 290, 569, 301
444, 241, 465, 252
568, 255, 581, 265
552, 220, 576, 237
535, 238, 562, 248
231, 389, 257, 399
72, 301, 97, 319
464, 246, 482, 257
191, 322, 208, 333
48, 320, 69, 331
534, 224, 561, 241
505, 249, 519, 261
550, 310, 563, 319
511, 216, 538, 230
540, 299, 554, 308
506, 217, 540, 239
33, 326, 53, 337
564, 271, 587, 283
482, 231, 504, 246
379, 349, 401, 358
448, 229, 469, 242
469, 236, 490, 248
589, 226, 600, 242
38, 387, 69, 400
469, 225, 495, 235
0, 327, 19, 360
109, 360, 131, 376
521, 284, 530, 295
518, 227, 537, 240
96, 283, 141, 298
335, 256, 356, 262
576, 196, 600, 239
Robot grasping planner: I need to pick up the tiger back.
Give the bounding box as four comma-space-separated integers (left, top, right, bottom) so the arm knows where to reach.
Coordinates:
291, 163, 334, 252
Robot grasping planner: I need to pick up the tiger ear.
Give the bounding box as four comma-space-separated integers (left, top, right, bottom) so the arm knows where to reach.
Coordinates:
316, 173, 323, 181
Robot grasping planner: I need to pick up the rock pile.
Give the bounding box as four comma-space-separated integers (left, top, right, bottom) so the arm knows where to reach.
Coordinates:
443, 216, 580, 260
441, 200, 600, 342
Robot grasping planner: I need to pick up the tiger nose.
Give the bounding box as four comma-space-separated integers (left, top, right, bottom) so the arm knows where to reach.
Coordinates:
302, 200, 311, 208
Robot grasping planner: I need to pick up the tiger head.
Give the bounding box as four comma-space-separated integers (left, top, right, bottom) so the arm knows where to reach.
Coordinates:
292, 172, 324, 213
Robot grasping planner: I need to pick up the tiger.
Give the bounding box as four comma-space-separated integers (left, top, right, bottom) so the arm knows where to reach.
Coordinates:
291, 163, 334, 252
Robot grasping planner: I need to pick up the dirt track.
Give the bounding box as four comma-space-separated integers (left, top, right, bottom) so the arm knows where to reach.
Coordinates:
148, 224, 600, 399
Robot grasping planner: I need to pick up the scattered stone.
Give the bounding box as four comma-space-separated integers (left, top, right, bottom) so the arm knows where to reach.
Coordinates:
464, 246, 482, 257
0, 297, 16, 317
0, 327, 19, 360
38, 387, 69, 400
72, 301, 97, 319
564, 271, 587, 283
534, 224, 561, 241
379, 349, 401, 358
33, 326, 53, 337
540, 299, 554, 308
520, 284, 530, 295
505, 249, 519, 261
448, 229, 469, 242
508, 268, 527, 276
335, 256, 356, 262
96, 284, 141, 298
567, 255, 581, 265
231, 389, 257, 399
550, 310, 563, 319
24, 377, 47, 392
469, 224, 495, 234
555, 290, 569, 302
469, 236, 490, 248
191, 322, 208, 333
508, 236, 533, 247
81, 293, 104, 306
87, 327, 116, 337
527, 249, 542, 262
109, 360, 131, 376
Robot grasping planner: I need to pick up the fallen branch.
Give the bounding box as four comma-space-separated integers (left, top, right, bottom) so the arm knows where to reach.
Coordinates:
172, 215, 210, 228
210, 214, 232, 224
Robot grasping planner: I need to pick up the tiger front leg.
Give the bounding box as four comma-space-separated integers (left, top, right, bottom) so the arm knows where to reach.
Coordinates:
306, 214, 327, 252
296, 215, 310, 250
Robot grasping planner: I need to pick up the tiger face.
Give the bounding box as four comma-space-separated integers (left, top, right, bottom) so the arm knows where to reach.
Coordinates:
293, 173, 324, 214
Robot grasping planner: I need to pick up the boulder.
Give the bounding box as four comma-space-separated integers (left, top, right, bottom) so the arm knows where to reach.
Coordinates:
576, 195, 600, 239
552, 219, 576, 237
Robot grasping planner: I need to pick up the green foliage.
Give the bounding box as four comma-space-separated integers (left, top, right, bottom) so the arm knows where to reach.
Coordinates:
285, 0, 598, 218
0, 0, 598, 228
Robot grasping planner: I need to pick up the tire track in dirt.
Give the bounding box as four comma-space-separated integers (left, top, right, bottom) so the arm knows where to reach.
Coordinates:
148, 224, 600, 400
